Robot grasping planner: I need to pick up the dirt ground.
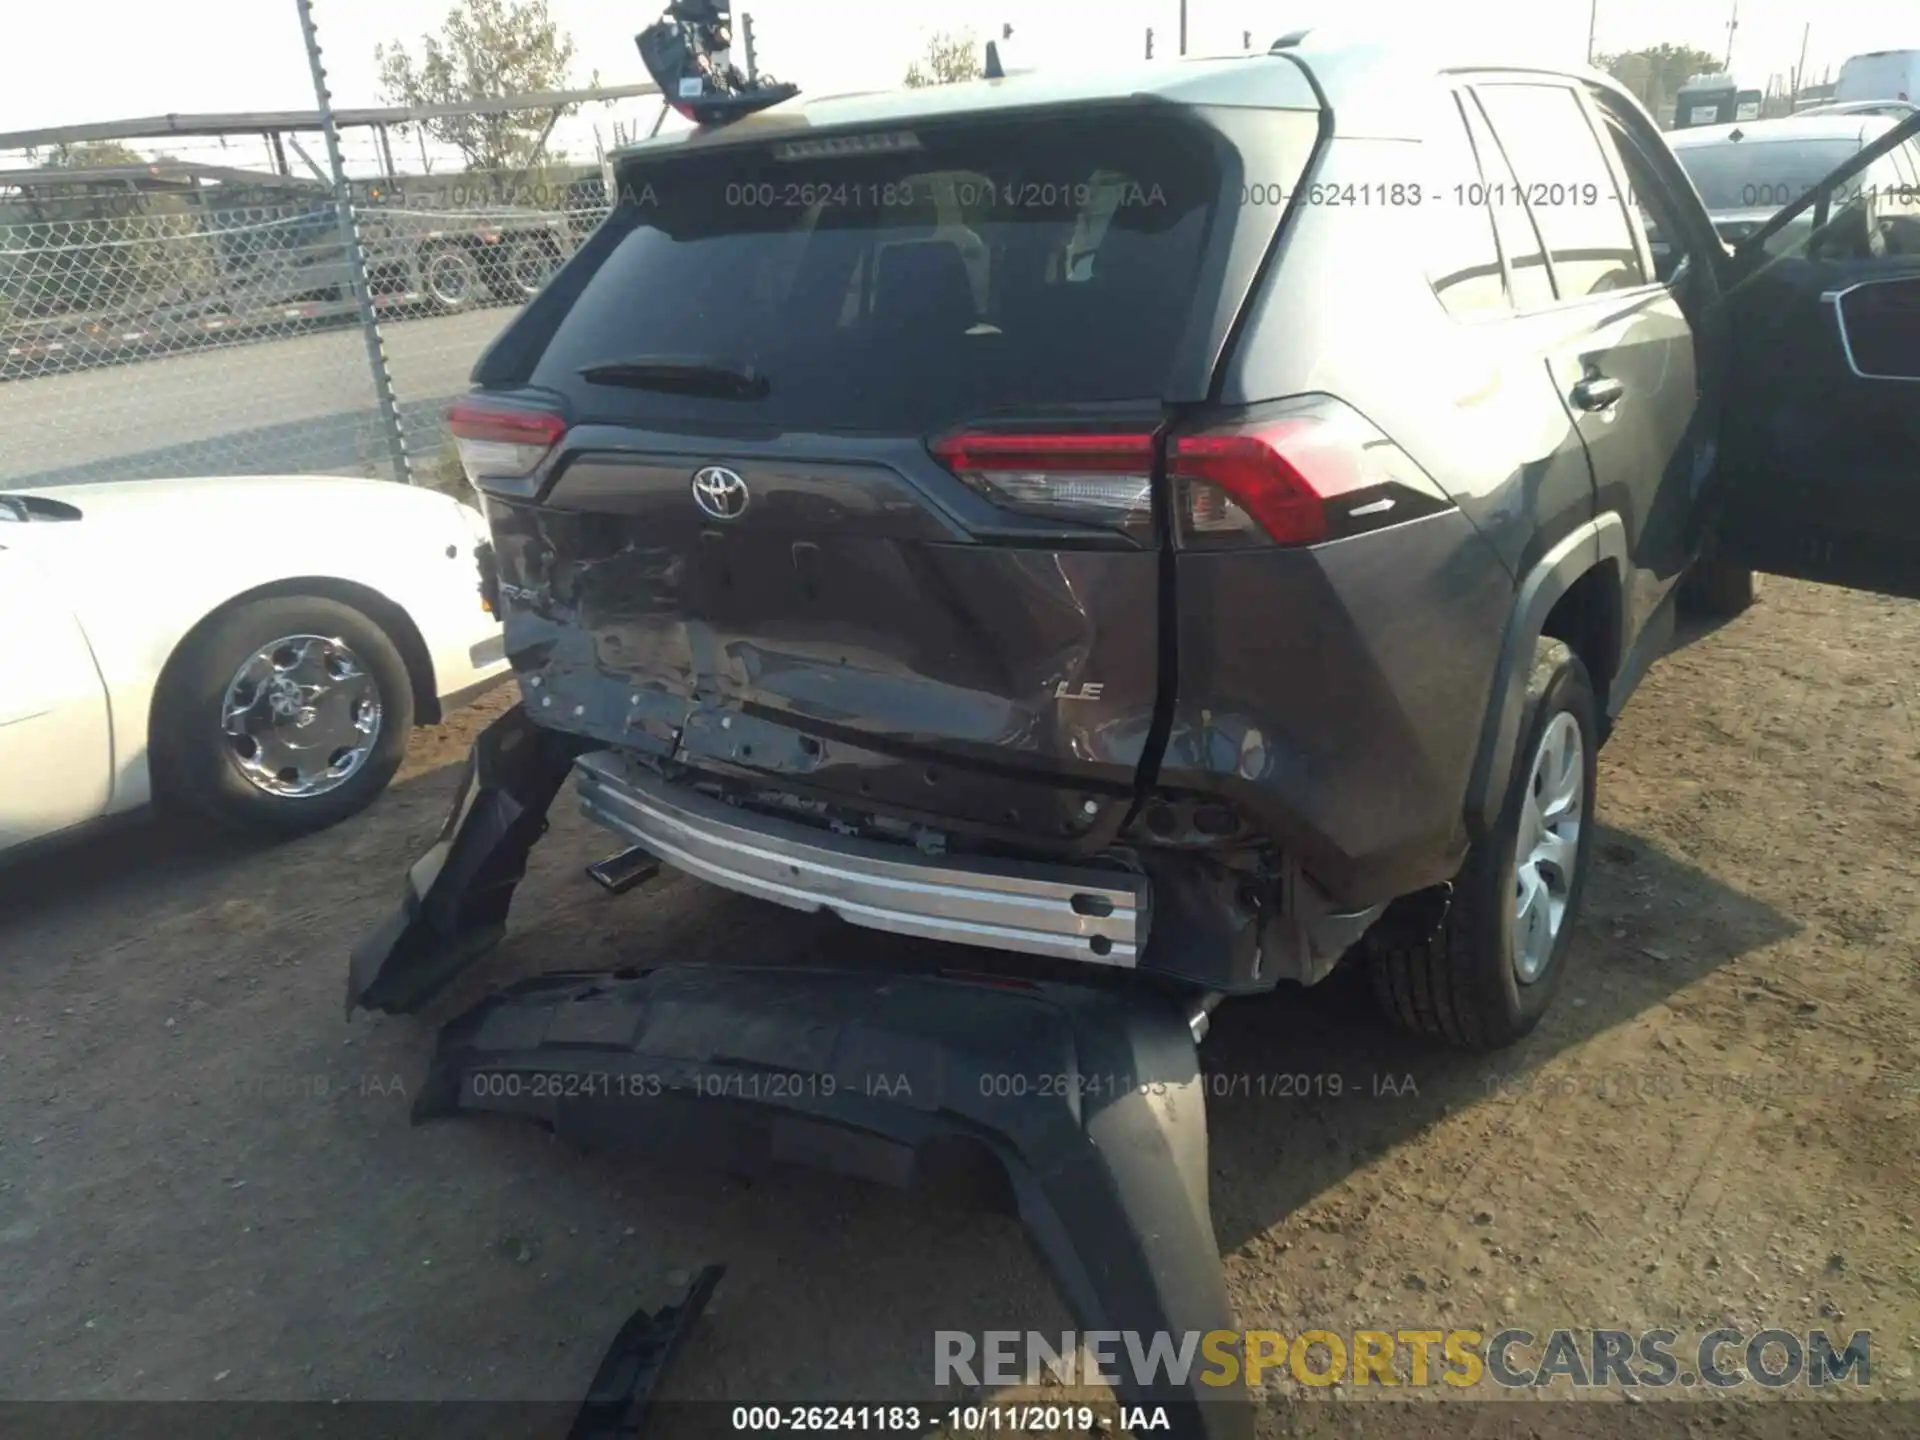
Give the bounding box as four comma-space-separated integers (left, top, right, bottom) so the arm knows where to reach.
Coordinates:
3, 577, 1917, 1432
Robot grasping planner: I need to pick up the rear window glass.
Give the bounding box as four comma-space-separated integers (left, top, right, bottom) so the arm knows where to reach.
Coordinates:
1673, 136, 1864, 210
533, 113, 1226, 432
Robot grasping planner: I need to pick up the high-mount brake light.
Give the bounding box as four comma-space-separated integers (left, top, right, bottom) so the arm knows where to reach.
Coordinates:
930, 430, 1159, 531
446, 397, 566, 486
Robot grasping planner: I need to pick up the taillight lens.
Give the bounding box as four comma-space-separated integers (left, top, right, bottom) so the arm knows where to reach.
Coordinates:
1169, 399, 1429, 548
446, 396, 566, 487
929, 430, 1158, 532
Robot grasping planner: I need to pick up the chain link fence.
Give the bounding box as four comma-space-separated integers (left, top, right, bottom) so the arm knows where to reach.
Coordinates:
0, 51, 648, 493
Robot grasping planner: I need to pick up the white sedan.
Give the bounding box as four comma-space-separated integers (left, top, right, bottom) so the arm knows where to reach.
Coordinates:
1, 474, 510, 859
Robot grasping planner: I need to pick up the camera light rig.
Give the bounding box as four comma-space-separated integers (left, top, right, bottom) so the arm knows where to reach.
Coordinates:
636, 1, 799, 126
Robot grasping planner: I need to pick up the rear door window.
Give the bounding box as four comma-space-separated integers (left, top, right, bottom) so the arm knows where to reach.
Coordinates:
531, 113, 1233, 432
1475, 82, 1649, 300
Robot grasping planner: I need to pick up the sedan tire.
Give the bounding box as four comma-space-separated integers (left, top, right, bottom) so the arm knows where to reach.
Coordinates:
151, 595, 414, 836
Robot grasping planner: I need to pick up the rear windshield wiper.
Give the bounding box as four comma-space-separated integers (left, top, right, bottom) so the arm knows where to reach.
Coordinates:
578, 356, 770, 400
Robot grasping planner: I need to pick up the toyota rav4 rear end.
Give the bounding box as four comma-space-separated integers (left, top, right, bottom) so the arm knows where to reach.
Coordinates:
452, 57, 1509, 998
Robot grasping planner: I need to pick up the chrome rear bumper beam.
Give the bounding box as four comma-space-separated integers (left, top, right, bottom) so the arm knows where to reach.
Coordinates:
574, 750, 1149, 967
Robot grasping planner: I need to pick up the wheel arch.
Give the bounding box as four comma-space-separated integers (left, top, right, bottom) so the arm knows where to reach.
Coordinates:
1462, 514, 1630, 840
147, 576, 442, 783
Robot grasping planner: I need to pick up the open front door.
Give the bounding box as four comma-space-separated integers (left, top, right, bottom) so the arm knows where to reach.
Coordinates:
1711, 109, 1920, 599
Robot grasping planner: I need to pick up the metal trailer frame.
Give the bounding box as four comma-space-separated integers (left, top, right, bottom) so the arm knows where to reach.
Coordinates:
0, 83, 667, 183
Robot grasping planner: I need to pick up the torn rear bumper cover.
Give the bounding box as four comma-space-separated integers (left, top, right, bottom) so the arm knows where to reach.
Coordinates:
350, 705, 1251, 1439
348, 701, 585, 1016
416, 966, 1250, 1439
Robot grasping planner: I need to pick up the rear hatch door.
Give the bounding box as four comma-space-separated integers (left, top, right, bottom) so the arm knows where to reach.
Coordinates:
467, 92, 1319, 847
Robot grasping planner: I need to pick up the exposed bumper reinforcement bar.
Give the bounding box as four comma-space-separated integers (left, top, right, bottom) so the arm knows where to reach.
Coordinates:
415, 964, 1250, 1440
575, 750, 1150, 968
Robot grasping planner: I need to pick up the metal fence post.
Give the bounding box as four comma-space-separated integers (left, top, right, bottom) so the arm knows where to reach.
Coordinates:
293, 0, 414, 485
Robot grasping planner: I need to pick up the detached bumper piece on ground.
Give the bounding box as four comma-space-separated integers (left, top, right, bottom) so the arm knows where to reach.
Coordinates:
347, 703, 586, 1015
570, 1265, 726, 1440
349, 705, 1252, 1440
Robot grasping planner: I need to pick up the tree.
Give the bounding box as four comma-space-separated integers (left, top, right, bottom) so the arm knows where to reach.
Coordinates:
1595, 43, 1724, 119
903, 30, 982, 88
376, 0, 593, 174
44, 140, 147, 169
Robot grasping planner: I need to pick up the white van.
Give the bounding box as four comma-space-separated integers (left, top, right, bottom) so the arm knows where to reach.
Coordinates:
1835, 50, 1920, 104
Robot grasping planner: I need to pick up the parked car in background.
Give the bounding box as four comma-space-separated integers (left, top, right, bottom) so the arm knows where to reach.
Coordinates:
0, 474, 508, 860
1667, 112, 1920, 252
1798, 99, 1920, 120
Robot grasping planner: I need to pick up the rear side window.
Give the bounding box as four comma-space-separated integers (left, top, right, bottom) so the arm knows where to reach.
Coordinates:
1475, 83, 1648, 300
1461, 95, 1555, 310
1422, 92, 1508, 317
531, 113, 1236, 432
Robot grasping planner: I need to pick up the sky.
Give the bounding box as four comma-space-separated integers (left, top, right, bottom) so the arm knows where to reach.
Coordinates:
0, 0, 1909, 167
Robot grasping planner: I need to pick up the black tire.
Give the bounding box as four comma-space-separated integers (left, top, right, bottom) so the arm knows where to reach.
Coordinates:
1369, 638, 1599, 1050
1678, 556, 1759, 618
150, 595, 414, 837
420, 244, 480, 313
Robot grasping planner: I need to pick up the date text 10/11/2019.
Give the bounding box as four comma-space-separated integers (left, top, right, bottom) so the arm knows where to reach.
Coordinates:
463, 1068, 1424, 1104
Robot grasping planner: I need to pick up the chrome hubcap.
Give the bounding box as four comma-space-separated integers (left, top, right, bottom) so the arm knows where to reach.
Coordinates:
221, 635, 382, 799
1511, 711, 1585, 984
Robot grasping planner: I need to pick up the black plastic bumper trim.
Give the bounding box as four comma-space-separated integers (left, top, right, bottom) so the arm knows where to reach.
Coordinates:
414, 965, 1251, 1440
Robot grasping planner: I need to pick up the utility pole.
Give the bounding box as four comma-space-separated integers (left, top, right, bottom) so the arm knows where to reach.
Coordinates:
1792, 22, 1810, 104
1145, 27, 1154, 59
1586, 0, 1598, 66
1724, 0, 1738, 71
740, 11, 757, 82
1178, 0, 1187, 56
1243, 30, 1253, 50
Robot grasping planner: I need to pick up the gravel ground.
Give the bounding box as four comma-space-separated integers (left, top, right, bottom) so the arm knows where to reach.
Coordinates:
2, 577, 1916, 1435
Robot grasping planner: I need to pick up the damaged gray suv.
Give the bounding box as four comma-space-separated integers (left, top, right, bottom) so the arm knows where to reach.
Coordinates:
350, 33, 1920, 1439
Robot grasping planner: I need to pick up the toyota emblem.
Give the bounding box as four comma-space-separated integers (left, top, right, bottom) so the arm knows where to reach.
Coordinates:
691, 465, 750, 520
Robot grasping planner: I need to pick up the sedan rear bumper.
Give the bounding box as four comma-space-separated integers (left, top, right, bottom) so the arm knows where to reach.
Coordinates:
574, 750, 1150, 969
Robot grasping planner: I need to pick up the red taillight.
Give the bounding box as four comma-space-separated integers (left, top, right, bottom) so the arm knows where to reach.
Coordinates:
446, 396, 566, 486
1169, 407, 1383, 547
930, 429, 1158, 531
